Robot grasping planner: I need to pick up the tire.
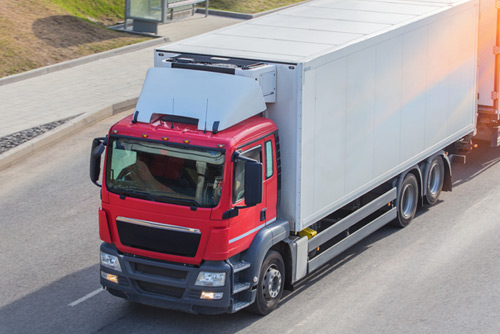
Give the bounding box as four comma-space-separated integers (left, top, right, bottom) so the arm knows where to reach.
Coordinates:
424, 156, 444, 206
248, 250, 285, 315
394, 173, 419, 228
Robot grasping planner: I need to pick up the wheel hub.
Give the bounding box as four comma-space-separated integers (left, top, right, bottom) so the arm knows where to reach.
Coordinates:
428, 163, 442, 196
401, 183, 416, 219
263, 265, 282, 300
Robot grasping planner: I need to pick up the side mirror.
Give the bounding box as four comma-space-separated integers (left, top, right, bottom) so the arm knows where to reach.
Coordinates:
244, 160, 263, 207
90, 137, 107, 187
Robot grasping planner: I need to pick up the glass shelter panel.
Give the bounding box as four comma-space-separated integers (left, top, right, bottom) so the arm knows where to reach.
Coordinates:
128, 0, 163, 21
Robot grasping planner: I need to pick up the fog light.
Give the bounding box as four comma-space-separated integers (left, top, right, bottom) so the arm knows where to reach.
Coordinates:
100, 252, 121, 272
101, 271, 119, 284
200, 291, 223, 300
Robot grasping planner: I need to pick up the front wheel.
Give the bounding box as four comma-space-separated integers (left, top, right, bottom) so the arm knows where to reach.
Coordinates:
248, 250, 285, 315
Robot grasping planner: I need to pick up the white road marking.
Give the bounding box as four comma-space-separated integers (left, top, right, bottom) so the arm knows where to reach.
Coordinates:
68, 288, 104, 307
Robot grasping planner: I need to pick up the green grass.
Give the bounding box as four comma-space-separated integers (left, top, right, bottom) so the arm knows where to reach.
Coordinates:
209, 0, 305, 14
45, 0, 125, 24
45, 0, 305, 23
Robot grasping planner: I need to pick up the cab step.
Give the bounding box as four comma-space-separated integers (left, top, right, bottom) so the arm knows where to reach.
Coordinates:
231, 260, 251, 273
232, 300, 252, 313
233, 282, 251, 294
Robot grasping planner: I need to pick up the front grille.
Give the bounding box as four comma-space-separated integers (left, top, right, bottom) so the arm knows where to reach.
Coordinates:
137, 281, 185, 299
117, 220, 200, 257
134, 263, 187, 280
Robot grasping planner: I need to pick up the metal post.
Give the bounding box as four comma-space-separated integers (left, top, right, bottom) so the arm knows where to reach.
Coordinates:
124, 0, 129, 30
162, 0, 166, 23
205, 0, 209, 17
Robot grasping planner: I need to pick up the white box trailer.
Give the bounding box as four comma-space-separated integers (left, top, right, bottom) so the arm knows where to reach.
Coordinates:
155, 0, 479, 232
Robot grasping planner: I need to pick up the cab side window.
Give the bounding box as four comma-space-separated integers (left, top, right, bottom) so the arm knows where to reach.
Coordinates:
265, 140, 273, 179
233, 146, 262, 203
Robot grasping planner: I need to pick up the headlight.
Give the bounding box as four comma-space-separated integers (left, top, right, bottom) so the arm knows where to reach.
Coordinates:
100, 252, 122, 272
195, 272, 226, 287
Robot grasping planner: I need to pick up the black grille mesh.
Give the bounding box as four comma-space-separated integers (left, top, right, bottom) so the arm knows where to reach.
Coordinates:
117, 220, 200, 257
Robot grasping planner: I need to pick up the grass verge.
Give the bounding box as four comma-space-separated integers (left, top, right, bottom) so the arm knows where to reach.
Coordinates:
209, 0, 304, 14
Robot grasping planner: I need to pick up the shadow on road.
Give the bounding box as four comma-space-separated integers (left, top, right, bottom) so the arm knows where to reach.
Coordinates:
451, 143, 500, 188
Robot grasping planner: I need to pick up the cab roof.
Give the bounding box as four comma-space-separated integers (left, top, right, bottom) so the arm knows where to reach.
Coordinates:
111, 114, 277, 151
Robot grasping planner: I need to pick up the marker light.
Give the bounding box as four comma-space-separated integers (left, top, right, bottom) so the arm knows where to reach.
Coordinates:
142, 134, 148, 138
217, 144, 225, 148
195, 272, 226, 287
101, 271, 119, 284
112, 130, 118, 134
100, 252, 122, 272
183, 140, 190, 144
162, 137, 169, 141
200, 291, 223, 300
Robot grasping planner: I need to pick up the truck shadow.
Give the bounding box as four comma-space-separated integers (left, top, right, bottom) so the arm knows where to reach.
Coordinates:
0, 264, 259, 334
451, 143, 500, 188
277, 224, 396, 307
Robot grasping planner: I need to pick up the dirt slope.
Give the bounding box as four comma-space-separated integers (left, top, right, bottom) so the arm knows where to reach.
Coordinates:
0, 0, 148, 78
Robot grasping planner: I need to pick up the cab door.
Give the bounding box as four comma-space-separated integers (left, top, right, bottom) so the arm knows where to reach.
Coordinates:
227, 135, 277, 252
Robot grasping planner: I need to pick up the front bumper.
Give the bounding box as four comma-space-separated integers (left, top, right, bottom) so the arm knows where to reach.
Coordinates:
100, 243, 232, 314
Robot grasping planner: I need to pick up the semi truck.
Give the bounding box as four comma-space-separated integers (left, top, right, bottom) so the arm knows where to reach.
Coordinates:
90, 0, 497, 315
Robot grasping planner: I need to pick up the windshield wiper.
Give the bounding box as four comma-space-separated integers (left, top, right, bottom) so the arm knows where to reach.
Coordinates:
151, 194, 201, 208
116, 189, 155, 202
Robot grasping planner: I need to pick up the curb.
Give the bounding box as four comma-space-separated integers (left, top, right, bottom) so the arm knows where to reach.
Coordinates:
0, 98, 137, 172
0, 38, 169, 86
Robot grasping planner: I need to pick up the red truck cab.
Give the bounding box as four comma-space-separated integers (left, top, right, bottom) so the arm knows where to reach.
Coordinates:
93, 113, 279, 314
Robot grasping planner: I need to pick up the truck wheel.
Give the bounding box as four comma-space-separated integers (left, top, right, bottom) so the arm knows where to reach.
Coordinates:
424, 156, 444, 205
395, 173, 419, 228
248, 250, 285, 315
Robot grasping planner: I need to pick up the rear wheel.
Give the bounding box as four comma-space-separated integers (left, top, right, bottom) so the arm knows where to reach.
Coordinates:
424, 156, 444, 205
394, 173, 419, 228
248, 250, 285, 315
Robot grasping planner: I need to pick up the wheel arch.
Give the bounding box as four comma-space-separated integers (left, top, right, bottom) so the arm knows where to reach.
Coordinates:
394, 165, 423, 202
239, 219, 290, 291
270, 241, 294, 290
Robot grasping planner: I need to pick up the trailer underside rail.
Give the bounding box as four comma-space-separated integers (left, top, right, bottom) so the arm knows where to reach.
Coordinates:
307, 188, 397, 273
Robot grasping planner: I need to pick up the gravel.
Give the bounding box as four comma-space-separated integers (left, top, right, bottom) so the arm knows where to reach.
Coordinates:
0, 115, 80, 154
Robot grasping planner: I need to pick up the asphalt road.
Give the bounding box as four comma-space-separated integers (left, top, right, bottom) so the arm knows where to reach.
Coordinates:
1, 112, 499, 334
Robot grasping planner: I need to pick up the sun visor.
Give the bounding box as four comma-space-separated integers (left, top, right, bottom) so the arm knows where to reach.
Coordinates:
134, 67, 267, 132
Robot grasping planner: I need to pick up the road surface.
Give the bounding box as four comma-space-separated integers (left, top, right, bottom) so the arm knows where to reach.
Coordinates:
1, 112, 499, 333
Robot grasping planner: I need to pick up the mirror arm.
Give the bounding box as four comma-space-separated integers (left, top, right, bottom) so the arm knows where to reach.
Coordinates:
232, 151, 257, 163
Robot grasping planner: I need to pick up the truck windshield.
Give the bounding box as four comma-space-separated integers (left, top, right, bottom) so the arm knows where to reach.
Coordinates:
106, 137, 225, 208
